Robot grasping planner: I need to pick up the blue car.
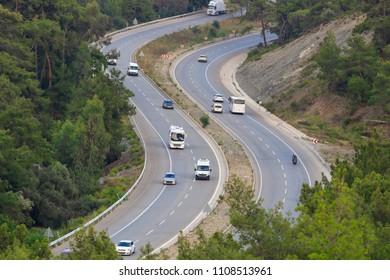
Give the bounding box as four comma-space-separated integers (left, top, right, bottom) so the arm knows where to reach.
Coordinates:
162, 99, 174, 109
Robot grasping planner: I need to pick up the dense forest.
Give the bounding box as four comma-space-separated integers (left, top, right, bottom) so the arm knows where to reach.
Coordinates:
0, 0, 389, 259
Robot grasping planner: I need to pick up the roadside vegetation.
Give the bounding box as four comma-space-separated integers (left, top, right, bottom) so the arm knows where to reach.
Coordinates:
0, 0, 388, 260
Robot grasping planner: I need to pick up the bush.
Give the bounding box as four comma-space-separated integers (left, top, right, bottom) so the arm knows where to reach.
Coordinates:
200, 114, 210, 128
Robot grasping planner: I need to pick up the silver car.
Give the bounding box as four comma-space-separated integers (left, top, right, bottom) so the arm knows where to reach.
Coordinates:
163, 172, 176, 185
213, 93, 224, 102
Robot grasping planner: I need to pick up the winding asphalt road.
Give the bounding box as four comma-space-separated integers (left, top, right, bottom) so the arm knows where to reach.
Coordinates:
172, 32, 330, 213
92, 13, 232, 259
52, 12, 330, 259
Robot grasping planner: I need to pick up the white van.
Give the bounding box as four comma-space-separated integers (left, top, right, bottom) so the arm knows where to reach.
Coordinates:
194, 158, 212, 180
127, 62, 139, 76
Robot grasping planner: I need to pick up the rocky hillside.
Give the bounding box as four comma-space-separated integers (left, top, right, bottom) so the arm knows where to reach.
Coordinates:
234, 15, 374, 162
236, 15, 366, 104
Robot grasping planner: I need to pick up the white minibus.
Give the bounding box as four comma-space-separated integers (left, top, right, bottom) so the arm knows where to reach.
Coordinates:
228, 96, 245, 114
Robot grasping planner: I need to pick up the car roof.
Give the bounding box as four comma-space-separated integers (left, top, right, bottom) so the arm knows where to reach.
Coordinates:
165, 172, 175, 175
164, 99, 173, 103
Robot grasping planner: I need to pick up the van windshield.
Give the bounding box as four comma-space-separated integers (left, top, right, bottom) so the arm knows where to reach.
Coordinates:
197, 165, 209, 171
171, 132, 184, 141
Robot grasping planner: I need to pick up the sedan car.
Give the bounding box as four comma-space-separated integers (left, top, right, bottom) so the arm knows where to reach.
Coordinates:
163, 172, 176, 185
211, 103, 223, 113
213, 93, 224, 102
198, 54, 208, 63
162, 99, 174, 109
107, 58, 117, 65
116, 240, 135, 256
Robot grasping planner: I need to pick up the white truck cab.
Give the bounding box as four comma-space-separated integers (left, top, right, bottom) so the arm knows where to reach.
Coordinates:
194, 159, 212, 180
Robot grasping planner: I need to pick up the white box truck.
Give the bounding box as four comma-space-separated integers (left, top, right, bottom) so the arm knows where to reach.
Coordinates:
194, 159, 212, 180
207, 0, 226, 16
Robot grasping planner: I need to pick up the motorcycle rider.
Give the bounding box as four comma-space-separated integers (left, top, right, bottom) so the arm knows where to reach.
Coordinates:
292, 154, 297, 164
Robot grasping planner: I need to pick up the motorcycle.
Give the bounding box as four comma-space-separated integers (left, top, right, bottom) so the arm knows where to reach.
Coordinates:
292, 155, 297, 165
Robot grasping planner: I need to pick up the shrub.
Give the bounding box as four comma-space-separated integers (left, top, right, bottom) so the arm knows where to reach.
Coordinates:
200, 114, 210, 128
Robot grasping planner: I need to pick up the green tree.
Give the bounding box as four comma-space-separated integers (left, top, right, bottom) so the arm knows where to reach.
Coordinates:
53, 120, 78, 168
65, 226, 121, 260
154, 0, 189, 18
26, 162, 79, 228
177, 229, 245, 259
342, 35, 379, 102
315, 31, 342, 91
72, 95, 111, 193
0, 223, 52, 260
353, 131, 390, 177
226, 175, 296, 259
296, 177, 377, 259
74, 71, 135, 163
247, 0, 273, 47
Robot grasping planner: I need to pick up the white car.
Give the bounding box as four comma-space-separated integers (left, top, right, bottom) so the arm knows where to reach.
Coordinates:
116, 240, 135, 255
213, 93, 224, 102
107, 58, 117, 65
198, 54, 208, 62
211, 103, 223, 113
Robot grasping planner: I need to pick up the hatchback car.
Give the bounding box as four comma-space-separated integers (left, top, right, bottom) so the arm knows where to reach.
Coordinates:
163, 172, 176, 185
162, 99, 174, 109
211, 103, 223, 113
116, 240, 135, 256
213, 93, 224, 102
198, 54, 208, 63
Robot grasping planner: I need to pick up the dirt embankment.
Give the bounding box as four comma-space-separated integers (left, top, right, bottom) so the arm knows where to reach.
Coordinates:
236, 15, 366, 104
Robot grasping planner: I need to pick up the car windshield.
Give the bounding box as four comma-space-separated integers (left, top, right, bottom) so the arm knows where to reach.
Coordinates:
118, 241, 132, 247
165, 173, 175, 178
164, 100, 173, 105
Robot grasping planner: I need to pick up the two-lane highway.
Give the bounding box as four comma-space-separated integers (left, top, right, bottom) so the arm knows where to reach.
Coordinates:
173, 32, 329, 214
91, 13, 233, 259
